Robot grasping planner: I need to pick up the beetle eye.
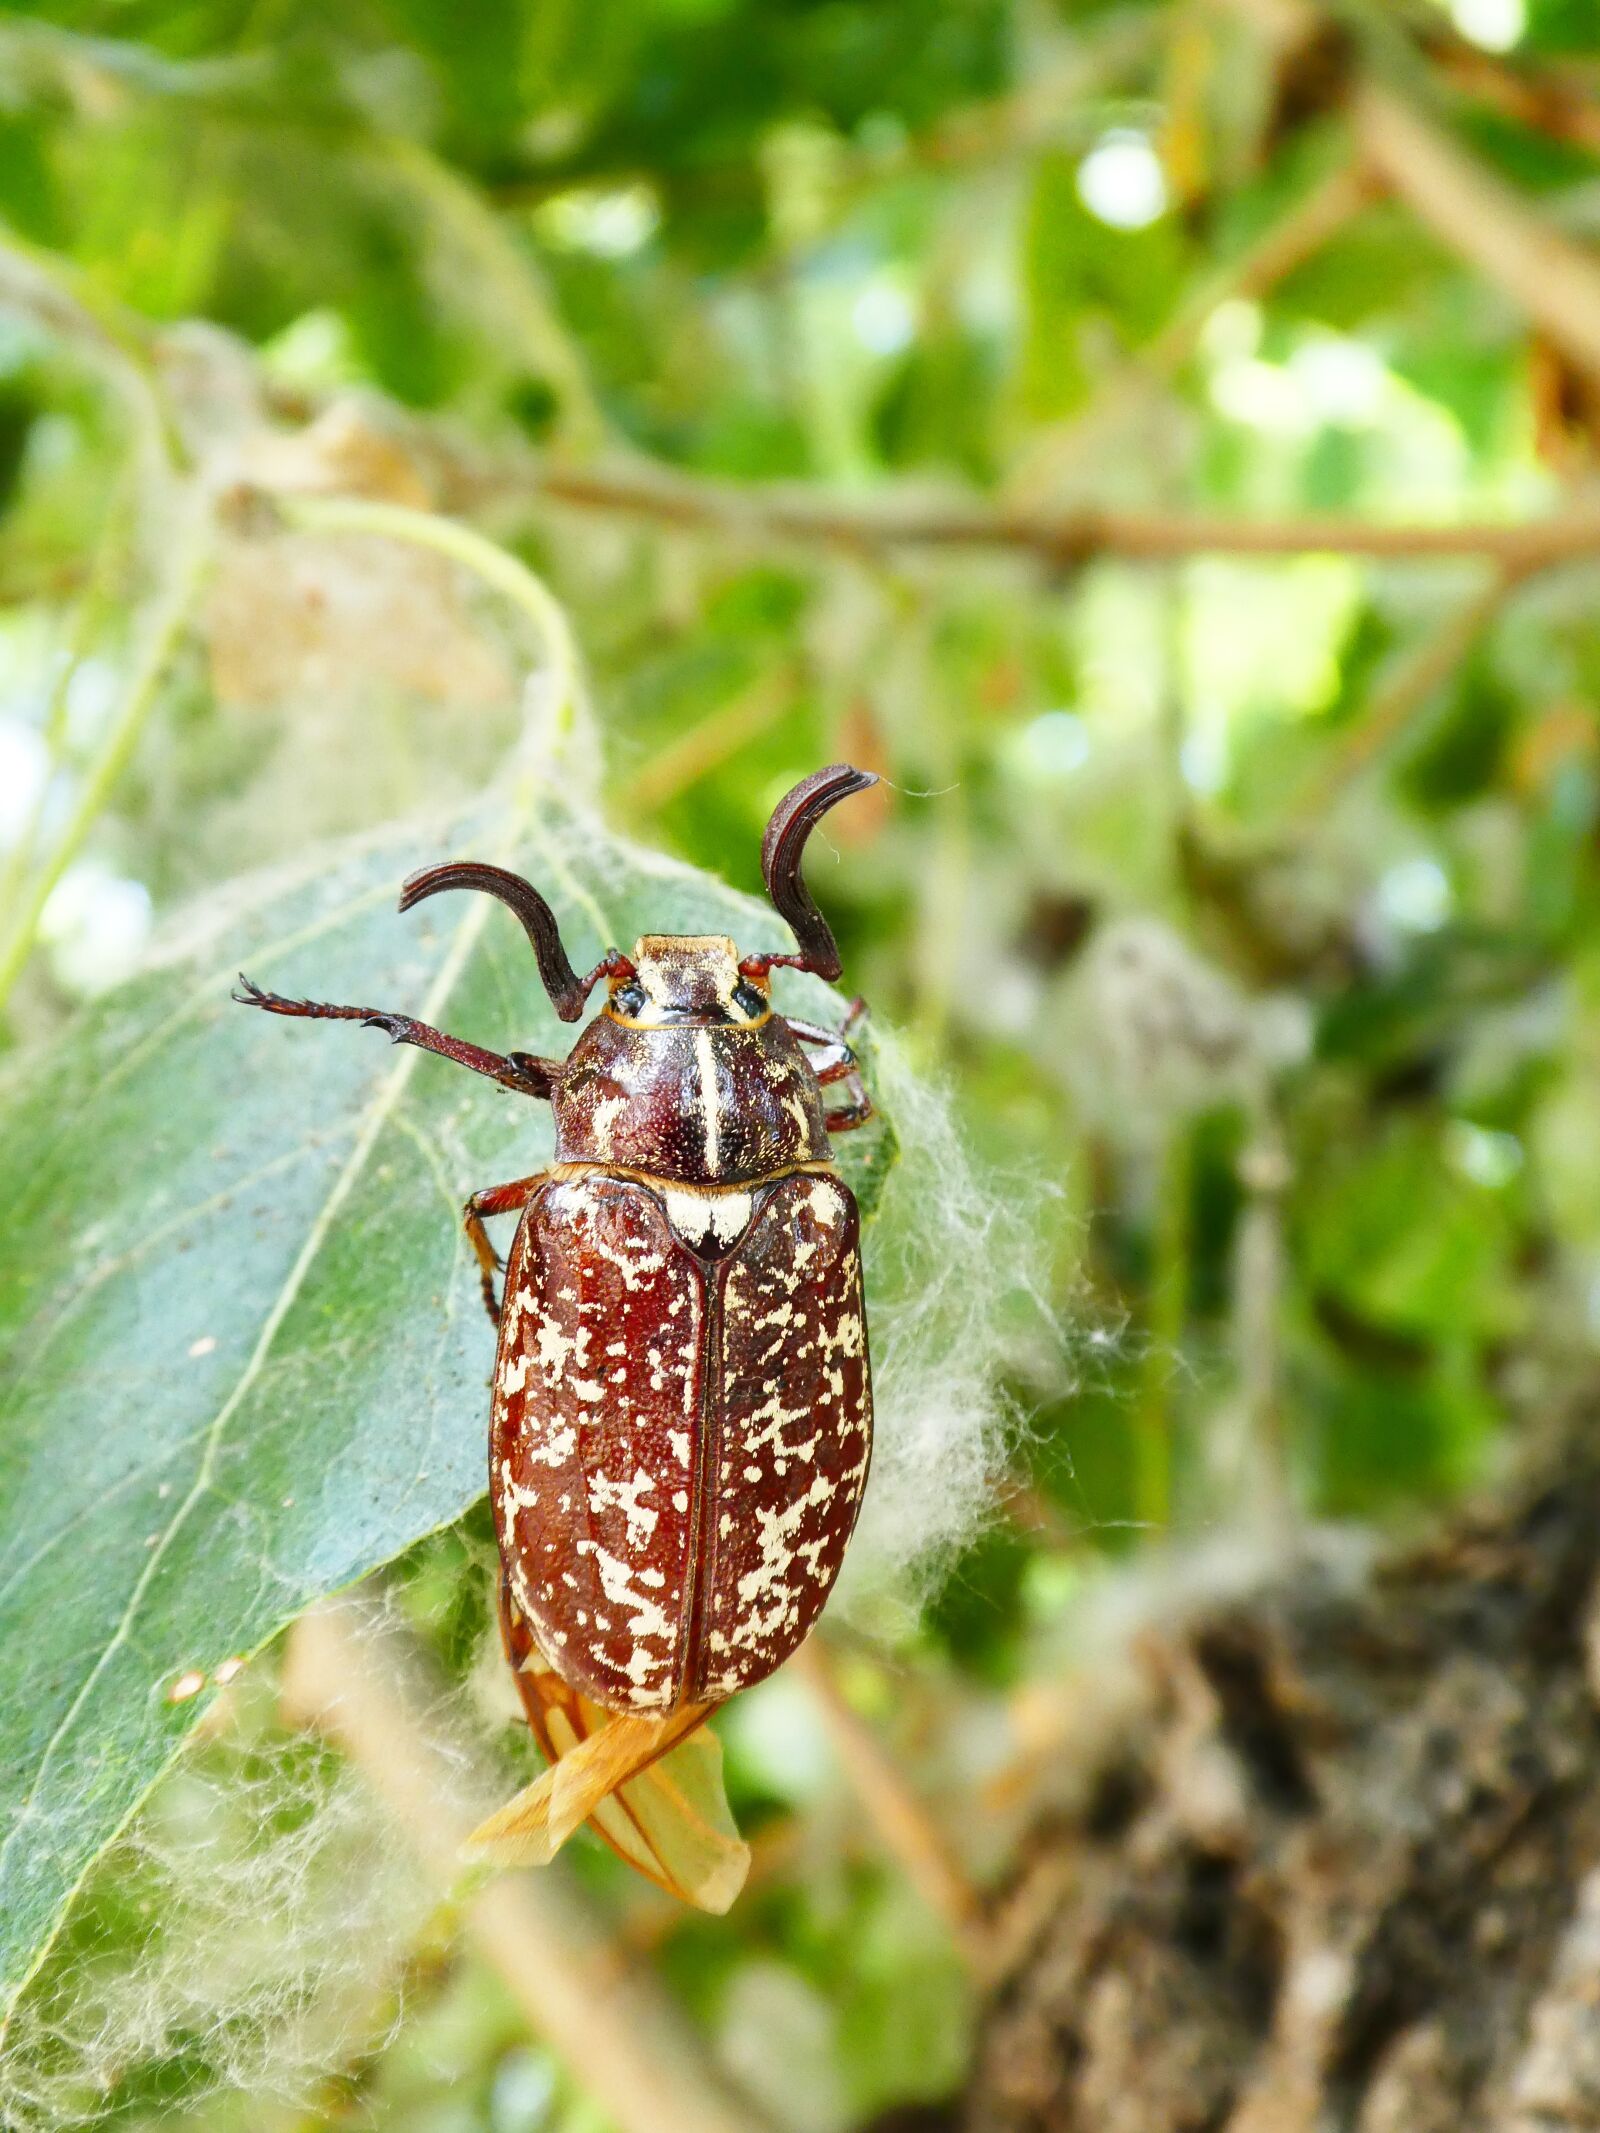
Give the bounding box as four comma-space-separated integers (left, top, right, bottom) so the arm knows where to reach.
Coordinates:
732, 980, 766, 1019
613, 982, 646, 1017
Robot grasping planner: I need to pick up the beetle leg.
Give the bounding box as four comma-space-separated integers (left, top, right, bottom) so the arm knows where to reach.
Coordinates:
465, 1173, 548, 1326
787, 1028, 854, 1083
827, 1100, 878, 1134
233, 976, 561, 1098
787, 1014, 875, 1131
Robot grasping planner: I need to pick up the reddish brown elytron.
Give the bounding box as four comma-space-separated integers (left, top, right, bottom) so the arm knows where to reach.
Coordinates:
235, 766, 876, 1720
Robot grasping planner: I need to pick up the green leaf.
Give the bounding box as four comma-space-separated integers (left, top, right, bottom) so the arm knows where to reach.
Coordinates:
0, 786, 892, 2016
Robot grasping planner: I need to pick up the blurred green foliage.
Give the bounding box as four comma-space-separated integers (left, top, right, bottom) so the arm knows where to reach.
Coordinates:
6, 0, 1600, 2124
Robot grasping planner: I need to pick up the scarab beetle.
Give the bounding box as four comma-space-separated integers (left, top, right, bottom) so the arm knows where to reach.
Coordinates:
236, 767, 876, 1783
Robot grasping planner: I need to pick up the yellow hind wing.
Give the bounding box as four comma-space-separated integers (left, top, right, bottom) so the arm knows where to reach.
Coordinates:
469, 1590, 750, 1912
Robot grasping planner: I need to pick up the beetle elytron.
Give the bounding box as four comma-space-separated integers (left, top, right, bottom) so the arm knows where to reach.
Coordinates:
236, 767, 876, 1780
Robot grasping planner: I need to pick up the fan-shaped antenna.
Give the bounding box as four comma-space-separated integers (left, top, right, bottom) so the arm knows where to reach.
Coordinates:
746, 764, 878, 982
399, 861, 631, 1022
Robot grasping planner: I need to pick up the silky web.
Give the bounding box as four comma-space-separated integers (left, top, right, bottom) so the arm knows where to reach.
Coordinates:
0, 952, 1035, 2133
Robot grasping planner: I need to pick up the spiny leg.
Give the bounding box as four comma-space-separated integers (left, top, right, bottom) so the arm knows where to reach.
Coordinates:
465, 1173, 548, 1326
823, 1087, 874, 1132
788, 1006, 875, 1132
234, 977, 561, 1098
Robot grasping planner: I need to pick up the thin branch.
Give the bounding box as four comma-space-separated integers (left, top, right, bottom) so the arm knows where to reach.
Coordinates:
282, 1597, 773, 2133
1142, 158, 1372, 376
1353, 79, 1600, 382
471, 456, 1600, 570
1437, 42, 1600, 161
1288, 562, 1526, 817
1210, 0, 1600, 383
792, 1640, 986, 1967
9, 226, 1600, 587
1012, 157, 1372, 492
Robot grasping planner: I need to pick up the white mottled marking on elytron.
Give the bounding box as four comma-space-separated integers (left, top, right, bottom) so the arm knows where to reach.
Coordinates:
587, 1465, 659, 1549
574, 1540, 677, 1692
509, 1555, 540, 1617
497, 1459, 540, 1516
806, 1178, 842, 1224
535, 1314, 589, 1380
672, 1489, 689, 1513
587, 1224, 667, 1291
498, 1351, 530, 1398
694, 1028, 721, 1170
736, 1473, 837, 1605
682, 1171, 872, 1702
668, 1429, 690, 1466
524, 1422, 576, 1468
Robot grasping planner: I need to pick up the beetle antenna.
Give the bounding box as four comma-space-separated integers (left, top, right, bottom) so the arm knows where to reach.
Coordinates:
747, 764, 877, 982
399, 861, 631, 1022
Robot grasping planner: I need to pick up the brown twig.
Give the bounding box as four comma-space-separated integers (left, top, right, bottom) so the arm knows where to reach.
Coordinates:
1437, 43, 1600, 161
1010, 157, 1372, 495
1353, 80, 1600, 382
792, 1640, 986, 1967
484, 458, 1600, 570
1288, 562, 1526, 817
1210, 0, 1600, 383
616, 661, 801, 814
282, 1597, 774, 2133
6, 226, 1600, 578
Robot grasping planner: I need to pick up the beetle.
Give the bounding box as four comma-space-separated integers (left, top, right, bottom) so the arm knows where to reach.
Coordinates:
235, 766, 877, 1776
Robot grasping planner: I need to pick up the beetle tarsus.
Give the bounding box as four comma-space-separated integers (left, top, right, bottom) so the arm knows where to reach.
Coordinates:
824, 1095, 874, 1132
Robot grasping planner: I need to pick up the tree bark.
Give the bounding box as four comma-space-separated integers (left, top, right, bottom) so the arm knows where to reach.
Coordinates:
964, 1440, 1600, 2132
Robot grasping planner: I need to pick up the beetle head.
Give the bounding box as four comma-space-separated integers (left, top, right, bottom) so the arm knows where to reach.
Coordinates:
609, 936, 768, 1026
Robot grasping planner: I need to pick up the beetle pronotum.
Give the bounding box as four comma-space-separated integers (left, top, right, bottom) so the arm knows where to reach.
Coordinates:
237, 766, 878, 1892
